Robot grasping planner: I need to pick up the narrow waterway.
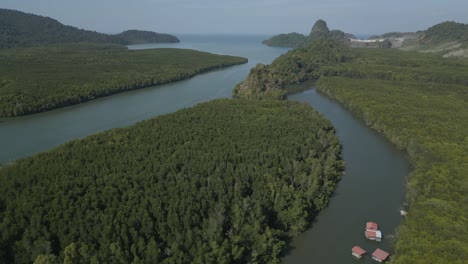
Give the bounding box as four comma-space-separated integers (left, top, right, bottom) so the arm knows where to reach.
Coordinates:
0, 35, 288, 164
284, 89, 410, 264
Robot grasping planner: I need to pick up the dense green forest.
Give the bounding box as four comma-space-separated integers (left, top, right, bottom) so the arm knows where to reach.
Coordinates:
0, 99, 343, 263
0, 44, 247, 117
0, 9, 179, 48
236, 40, 468, 262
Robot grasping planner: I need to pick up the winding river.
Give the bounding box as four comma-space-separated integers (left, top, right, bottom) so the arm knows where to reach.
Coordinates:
0, 35, 409, 263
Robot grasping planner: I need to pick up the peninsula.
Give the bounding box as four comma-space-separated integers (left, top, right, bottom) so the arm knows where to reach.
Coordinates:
0, 9, 247, 117
0, 44, 247, 117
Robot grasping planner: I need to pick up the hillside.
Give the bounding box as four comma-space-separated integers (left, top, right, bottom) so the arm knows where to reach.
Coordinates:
234, 40, 468, 263
0, 9, 179, 48
0, 44, 246, 117
408, 21, 468, 57
420, 21, 468, 44
0, 99, 343, 263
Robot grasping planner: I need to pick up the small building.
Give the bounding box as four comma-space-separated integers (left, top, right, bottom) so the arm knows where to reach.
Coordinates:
372, 248, 390, 262
365, 230, 383, 241
352, 246, 366, 259
366, 222, 379, 231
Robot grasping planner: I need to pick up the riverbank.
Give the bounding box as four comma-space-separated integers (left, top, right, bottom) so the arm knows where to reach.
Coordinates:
283, 88, 409, 264
0, 43, 247, 118
316, 77, 467, 263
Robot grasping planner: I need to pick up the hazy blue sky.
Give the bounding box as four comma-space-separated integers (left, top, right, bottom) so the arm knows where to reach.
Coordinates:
2, 0, 468, 35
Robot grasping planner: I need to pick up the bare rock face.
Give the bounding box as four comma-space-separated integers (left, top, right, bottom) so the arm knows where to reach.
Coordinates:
311, 19, 330, 35
307, 19, 332, 42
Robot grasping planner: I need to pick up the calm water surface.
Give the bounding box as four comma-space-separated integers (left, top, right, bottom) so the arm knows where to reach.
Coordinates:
0, 35, 288, 164
284, 89, 409, 264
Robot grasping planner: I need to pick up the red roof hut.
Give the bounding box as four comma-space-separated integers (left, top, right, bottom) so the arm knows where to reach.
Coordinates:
365, 230, 383, 241
352, 246, 366, 259
365, 222, 382, 241
372, 248, 390, 262
366, 222, 379, 231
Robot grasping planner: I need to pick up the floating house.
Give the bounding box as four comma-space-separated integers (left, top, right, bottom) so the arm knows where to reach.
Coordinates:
365, 230, 383, 241
352, 246, 366, 259
366, 222, 379, 230
372, 248, 390, 262
365, 222, 383, 241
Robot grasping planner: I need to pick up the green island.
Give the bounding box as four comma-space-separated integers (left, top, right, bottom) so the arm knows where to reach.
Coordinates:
262, 32, 306, 48
236, 37, 468, 263
0, 9, 180, 48
0, 99, 343, 263
0, 44, 247, 117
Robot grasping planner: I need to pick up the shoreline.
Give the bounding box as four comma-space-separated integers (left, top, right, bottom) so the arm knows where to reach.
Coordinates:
0, 59, 247, 119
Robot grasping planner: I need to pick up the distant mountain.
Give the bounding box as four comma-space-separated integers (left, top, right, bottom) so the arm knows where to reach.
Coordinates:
0, 9, 179, 48
263, 20, 357, 48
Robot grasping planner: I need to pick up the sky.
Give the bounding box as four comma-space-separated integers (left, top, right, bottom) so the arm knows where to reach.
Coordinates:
2, 0, 468, 35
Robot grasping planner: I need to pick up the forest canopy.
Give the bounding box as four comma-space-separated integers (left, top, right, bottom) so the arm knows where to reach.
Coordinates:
0, 44, 247, 117
0, 99, 343, 263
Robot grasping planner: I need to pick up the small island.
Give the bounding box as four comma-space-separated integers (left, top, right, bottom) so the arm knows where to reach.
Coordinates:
262, 32, 306, 48
115, 30, 180, 44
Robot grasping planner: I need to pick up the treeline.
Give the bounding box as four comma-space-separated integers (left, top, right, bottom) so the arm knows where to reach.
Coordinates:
0, 9, 179, 48
0, 44, 247, 117
236, 39, 468, 262
0, 99, 343, 263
